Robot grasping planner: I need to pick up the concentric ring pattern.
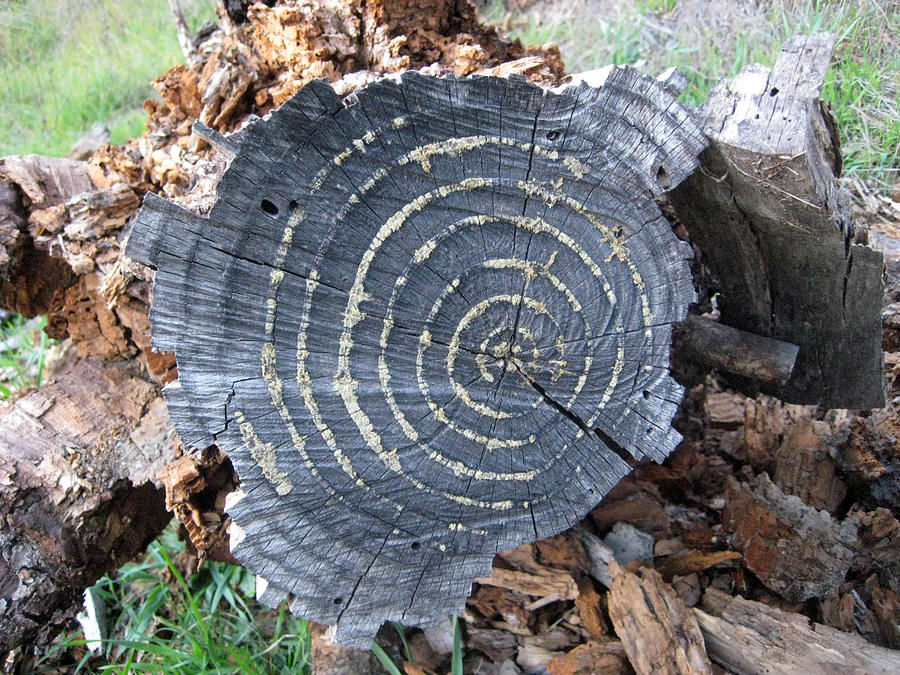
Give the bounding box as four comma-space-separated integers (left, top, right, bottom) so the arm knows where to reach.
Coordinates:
127, 68, 706, 646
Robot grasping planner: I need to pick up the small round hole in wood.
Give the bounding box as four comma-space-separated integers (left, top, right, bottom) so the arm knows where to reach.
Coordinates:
261, 199, 279, 216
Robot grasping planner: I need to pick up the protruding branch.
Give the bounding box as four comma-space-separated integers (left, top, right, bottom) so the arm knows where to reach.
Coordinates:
673, 315, 799, 386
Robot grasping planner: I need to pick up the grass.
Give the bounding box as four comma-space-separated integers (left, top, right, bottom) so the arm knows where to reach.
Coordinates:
482, 0, 900, 188
34, 525, 313, 674
0, 313, 54, 398
372, 618, 465, 674
0, 0, 216, 158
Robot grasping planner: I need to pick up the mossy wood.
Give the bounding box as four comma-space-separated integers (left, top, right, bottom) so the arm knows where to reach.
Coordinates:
127, 69, 705, 645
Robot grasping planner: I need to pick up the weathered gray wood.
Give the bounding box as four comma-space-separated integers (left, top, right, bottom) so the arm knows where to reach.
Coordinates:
126, 69, 706, 646
191, 120, 239, 160
673, 315, 799, 386
696, 588, 900, 674
669, 33, 884, 408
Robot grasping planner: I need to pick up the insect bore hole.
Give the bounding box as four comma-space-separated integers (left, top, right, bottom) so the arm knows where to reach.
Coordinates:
333, 597, 344, 605
642, 390, 651, 400
769, 87, 779, 96
410, 542, 421, 551
655, 166, 671, 189
261, 199, 279, 216
546, 129, 561, 141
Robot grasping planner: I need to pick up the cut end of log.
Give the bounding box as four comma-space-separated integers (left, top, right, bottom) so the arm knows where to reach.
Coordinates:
127, 69, 707, 645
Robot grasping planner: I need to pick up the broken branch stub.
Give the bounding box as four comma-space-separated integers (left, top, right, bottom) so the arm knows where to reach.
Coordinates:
126, 69, 705, 646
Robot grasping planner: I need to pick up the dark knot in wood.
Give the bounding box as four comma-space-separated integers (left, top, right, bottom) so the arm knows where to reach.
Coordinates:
126, 69, 705, 646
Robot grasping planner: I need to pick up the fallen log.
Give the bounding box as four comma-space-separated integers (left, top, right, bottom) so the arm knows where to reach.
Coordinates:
669, 33, 884, 408
0, 0, 567, 658
0, 0, 892, 664
0, 358, 173, 654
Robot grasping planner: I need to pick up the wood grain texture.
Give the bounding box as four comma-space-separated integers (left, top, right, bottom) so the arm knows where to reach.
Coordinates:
126, 69, 705, 646
607, 562, 713, 675
669, 34, 884, 408
697, 588, 900, 674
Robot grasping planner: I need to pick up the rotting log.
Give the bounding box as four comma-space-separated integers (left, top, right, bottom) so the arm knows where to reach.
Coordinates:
0, 3, 893, 664
126, 68, 707, 645
669, 33, 884, 408
0, 0, 570, 659
0, 153, 180, 655
0, 358, 174, 654
696, 588, 900, 674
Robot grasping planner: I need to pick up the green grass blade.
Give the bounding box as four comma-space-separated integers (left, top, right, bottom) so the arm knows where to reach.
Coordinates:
392, 622, 414, 663
451, 616, 463, 675
371, 641, 403, 675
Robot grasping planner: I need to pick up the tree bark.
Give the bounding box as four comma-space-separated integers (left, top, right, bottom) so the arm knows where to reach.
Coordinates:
0, 358, 173, 653
669, 34, 884, 408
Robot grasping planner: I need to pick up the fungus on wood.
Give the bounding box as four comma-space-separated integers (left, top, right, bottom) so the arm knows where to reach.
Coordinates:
126, 68, 706, 645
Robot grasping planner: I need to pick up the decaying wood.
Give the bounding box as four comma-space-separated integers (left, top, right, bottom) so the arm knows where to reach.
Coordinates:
160, 449, 237, 563
309, 622, 380, 675
545, 640, 628, 675
773, 420, 846, 511
696, 588, 900, 674
127, 64, 706, 645
723, 473, 859, 602
1, 1, 898, 667
672, 314, 799, 385
0, 2, 571, 660
474, 567, 579, 611
0, 358, 174, 653
669, 33, 884, 407
606, 561, 713, 675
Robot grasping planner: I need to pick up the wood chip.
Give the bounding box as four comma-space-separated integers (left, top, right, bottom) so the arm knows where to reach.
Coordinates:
546, 641, 629, 675
655, 550, 742, 580
724, 474, 858, 601
607, 561, 713, 675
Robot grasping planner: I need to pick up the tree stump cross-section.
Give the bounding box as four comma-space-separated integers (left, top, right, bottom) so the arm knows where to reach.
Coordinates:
127, 69, 706, 646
